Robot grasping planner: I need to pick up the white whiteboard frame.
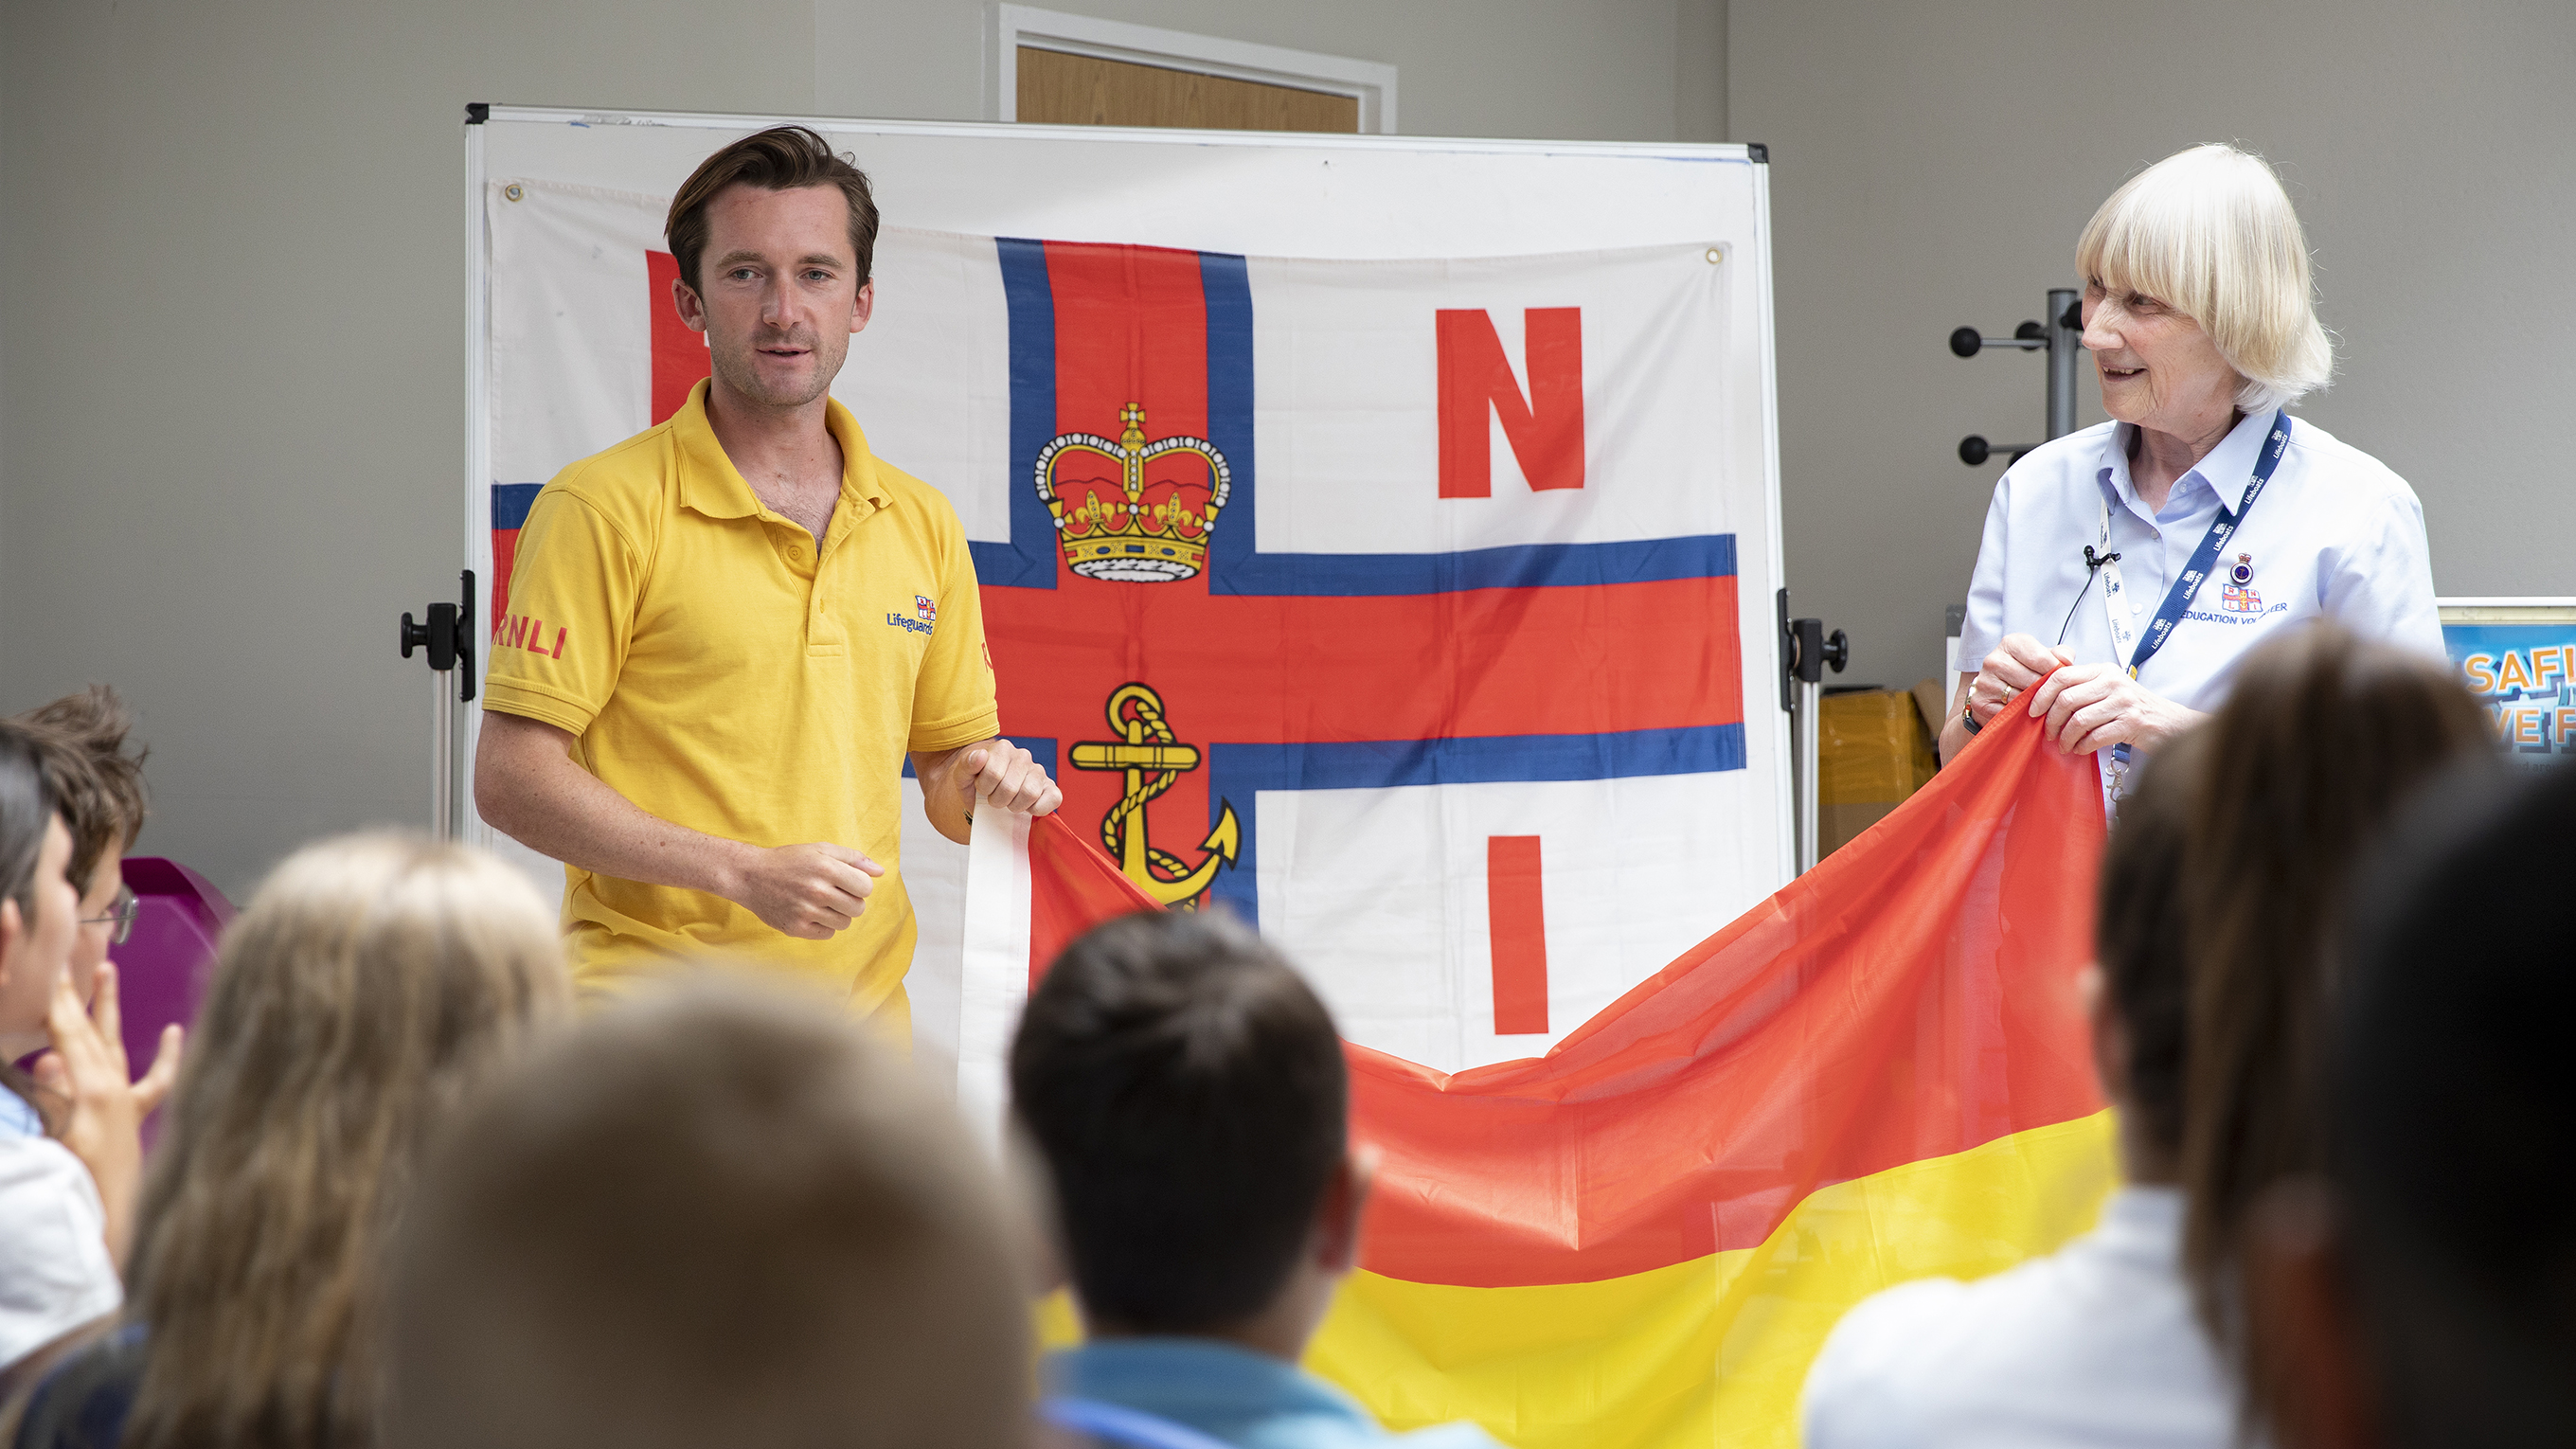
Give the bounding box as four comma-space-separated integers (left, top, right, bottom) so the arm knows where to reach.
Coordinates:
984, 3, 1399, 133
457, 117, 490, 842
460, 105, 1791, 886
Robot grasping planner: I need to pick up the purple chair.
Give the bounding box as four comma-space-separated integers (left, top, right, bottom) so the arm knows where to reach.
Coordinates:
117, 858, 231, 1138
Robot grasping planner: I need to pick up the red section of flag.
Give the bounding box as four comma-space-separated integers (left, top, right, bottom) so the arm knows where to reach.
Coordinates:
1487, 836, 1549, 1035
1353, 681, 2105, 1285
1014, 674, 2107, 1289
647, 250, 710, 425
1437, 308, 1585, 497
491, 528, 519, 636
1029, 815, 1162, 987
1050, 242, 1210, 449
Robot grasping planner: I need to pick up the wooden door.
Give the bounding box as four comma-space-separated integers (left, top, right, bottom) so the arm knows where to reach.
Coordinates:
1016, 47, 1359, 133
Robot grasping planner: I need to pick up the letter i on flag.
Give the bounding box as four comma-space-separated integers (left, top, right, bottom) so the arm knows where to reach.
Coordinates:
962, 686, 2120, 1449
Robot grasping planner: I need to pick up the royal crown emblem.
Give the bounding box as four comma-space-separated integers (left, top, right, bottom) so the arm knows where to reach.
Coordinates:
1035, 402, 1230, 582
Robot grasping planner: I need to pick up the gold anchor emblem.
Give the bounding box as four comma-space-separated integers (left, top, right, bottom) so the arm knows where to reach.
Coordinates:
1067, 683, 1241, 908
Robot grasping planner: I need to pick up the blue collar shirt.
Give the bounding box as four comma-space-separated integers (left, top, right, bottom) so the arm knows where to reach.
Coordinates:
1956, 410, 2444, 778
1047, 1339, 1505, 1449
0, 1089, 122, 1369
0, 1089, 41, 1139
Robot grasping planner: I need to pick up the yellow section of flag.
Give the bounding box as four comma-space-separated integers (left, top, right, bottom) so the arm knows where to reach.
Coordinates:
1310, 1111, 2120, 1449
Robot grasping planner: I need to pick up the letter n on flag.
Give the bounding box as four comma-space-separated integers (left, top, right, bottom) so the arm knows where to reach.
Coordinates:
1438, 307, 1585, 496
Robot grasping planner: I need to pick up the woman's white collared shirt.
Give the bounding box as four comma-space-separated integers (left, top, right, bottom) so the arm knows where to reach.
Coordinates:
1957, 410, 2444, 739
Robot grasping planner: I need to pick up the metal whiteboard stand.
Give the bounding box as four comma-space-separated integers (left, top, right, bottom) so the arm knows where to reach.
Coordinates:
398, 570, 476, 842
1950, 287, 2084, 465
1777, 589, 1850, 875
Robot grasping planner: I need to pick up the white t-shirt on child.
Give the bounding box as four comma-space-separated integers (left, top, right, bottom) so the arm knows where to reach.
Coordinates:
1800, 1186, 2233, 1449
0, 1089, 121, 1370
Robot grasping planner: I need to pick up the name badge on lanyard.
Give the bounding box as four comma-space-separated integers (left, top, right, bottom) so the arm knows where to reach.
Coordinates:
2095, 410, 2291, 803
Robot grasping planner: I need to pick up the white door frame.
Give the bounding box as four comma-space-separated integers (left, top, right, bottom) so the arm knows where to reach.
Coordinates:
985, 3, 1399, 134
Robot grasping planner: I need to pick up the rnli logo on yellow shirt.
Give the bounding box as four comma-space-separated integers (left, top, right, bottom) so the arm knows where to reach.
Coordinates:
886, 594, 936, 636
494, 613, 567, 660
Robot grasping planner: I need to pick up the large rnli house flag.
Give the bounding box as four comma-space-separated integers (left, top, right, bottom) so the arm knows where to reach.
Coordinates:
968, 233, 1762, 1074
483, 176, 1780, 1076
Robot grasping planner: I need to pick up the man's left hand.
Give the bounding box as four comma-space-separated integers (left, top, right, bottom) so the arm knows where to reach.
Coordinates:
2025, 664, 2204, 755
962, 739, 1062, 819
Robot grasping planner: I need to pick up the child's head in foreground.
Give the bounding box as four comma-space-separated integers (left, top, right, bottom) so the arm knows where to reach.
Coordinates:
1011, 909, 1362, 1351
385, 978, 1034, 1449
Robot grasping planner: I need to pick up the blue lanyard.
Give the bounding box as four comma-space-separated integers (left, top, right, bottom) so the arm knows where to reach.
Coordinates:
2123, 409, 2291, 680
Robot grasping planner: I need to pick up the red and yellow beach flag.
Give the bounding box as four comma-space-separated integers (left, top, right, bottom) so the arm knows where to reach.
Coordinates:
1012, 687, 2116, 1449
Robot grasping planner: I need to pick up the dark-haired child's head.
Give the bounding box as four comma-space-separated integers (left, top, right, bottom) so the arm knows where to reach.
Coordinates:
1011, 910, 1360, 1353
11, 686, 148, 1003
0, 723, 76, 1072
2177, 623, 2492, 1347
2250, 759, 2576, 1449
2090, 725, 2206, 1181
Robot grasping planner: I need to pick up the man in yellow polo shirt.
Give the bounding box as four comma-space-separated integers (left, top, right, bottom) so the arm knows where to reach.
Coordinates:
474, 126, 1060, 1025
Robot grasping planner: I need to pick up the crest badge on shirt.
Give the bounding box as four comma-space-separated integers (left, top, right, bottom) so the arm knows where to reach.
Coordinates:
2218, 553, 2263, 615
886, 594, 938, 637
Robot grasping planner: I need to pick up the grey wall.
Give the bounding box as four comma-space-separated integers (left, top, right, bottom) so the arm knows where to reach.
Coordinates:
814, 0, 1728, 141
10, 0, 2567, 897
0, 0, 1723, 901
1732, 0, 2576, 691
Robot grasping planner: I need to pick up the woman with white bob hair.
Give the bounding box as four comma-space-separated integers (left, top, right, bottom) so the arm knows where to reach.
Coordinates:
1940, 143, 2444, 796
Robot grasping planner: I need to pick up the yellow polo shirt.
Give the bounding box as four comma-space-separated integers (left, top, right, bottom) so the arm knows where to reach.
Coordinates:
483, 381, 997, 1014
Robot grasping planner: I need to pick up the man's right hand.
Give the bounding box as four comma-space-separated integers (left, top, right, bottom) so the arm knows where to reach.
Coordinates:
477, 711, 889, 940
726, 843, 886, 939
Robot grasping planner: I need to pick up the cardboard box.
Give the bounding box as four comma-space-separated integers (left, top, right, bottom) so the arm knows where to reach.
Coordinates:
1820, 686, 1940, 857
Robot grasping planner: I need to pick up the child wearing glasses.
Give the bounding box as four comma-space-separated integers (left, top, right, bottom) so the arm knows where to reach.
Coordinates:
11, 688, 150, 1006
0, 721, 180, 1392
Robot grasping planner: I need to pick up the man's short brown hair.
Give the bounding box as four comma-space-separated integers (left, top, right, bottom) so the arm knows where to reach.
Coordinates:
386, 979, 1032, 1449
9, 685, 146, 889
664, 125, 880, 293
